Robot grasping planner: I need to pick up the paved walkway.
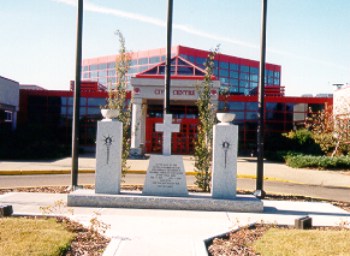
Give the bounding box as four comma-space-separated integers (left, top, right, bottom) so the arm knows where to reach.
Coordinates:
1, 192, 350, 256
1, 156, 350, 255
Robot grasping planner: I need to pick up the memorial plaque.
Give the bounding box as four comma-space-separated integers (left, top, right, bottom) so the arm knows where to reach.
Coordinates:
143, 155, 188, 197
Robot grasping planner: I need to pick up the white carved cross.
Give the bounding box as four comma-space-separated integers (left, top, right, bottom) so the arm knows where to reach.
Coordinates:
155, 114, 180, 156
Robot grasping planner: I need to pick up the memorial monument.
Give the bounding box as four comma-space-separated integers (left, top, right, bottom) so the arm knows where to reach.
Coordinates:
143, 114, 188, 197
68, 107, 263, 212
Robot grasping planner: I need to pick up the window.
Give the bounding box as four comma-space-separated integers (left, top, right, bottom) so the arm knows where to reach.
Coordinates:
220, 78, 228, 84
230, 71, 239, 78
220, 61, 229, 69
99, 63, 107, 70
99, 77, 107, 85
240, 80, 249, 87
230, 63, 239, 70
219, 69, 229, 77
240, 73, 249, 80
229, 78, 239, 86
4, 111, 12, 122
250, 67, 259, 74
107, 62, 116, 69
90, 71, 98, 78
138, 58, 148, 65
228, 101, 245, 111
250, 74, 258, 82
249, 82, 258, 89
240, 65, 249, 72
195, 57, 206, 67
246, 102, 258, 110
90, 64, 99, 71
108, 69, 115, 76
150, 56, 160, 64
99, 70, 107, 77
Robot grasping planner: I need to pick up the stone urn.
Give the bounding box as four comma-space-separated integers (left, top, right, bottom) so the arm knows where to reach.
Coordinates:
216, 113, 235, 124
101, 109, 119, 120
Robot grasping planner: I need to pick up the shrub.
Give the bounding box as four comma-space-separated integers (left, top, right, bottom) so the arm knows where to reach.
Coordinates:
282, 129, 323, 155
285, 154, 350, 170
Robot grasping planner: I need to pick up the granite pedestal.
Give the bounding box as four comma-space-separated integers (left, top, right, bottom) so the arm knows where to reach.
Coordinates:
67, 190, 263, 212
95, 120, 122, 194
211, 122, 238, 199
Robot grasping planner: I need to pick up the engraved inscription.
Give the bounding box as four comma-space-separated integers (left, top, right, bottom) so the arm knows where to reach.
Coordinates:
148, 163, 182, 189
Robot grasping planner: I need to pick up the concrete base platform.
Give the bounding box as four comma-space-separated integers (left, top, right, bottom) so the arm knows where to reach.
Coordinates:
67, 189, 263, 212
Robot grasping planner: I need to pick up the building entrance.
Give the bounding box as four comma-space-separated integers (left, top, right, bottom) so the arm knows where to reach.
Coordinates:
145, 105, 198, 154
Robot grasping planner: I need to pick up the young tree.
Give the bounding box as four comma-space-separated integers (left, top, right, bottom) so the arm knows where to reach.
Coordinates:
305, 105, 350, 156
114, 30, 132, 176
304, 105, 335, 155
194, 46, 219, 192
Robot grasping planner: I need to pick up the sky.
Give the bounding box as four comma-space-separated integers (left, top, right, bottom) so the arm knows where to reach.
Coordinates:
1, 0, 349, 96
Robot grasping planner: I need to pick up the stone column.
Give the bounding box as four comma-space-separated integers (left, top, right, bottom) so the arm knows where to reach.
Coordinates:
131, 98, 143, 149
95, 119, 122, 194
211, 118, 238, 199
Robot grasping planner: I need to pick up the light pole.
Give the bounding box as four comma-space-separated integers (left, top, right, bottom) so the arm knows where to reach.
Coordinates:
254, 0, 267, 199
71, 0, 83, 190
164, 0, 173, 115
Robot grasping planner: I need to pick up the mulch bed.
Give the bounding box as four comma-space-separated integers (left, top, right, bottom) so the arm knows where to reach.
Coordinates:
207, 224, 349, 256
1, 185, 350, 255
58, 217, 110, 256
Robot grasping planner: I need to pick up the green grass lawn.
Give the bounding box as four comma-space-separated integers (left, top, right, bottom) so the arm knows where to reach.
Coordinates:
0, 217, 75, 256
253, 227, 350, 256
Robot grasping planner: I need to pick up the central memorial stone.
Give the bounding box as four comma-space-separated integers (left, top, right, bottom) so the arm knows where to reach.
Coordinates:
142, 114, 188, 197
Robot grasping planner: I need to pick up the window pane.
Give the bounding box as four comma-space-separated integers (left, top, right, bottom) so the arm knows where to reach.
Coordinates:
99, 63, 107, 70
246, 102, 258, 111
240, 73, 249, 80
220, 61, 229, 69
88, 98, 105, 106
250, 67, 259, 74
230, 63, 239, 70
240, 65, 249, 72
90, 64, 99, 71
230, 71, 239, 78
219, 69, 228, 77
250, 74, 258, 82
107, 62, 115, 69
228, 101, 245, 111
150, 56, 160, 64
138, 58, 148, 65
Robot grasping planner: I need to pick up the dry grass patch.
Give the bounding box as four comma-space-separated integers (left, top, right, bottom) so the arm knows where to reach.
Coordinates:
253, 227, 350, 256
0, 217, 74, 256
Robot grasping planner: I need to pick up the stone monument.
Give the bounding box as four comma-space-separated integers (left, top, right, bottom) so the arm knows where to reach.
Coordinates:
68, 110, 263, 213
211, 113, 238, 199
95, 116, 123, 194
143, 114, 188, 197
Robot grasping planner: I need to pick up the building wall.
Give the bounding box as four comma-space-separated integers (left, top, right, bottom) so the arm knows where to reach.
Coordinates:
333, 85, 350, 118
0, 76, 19, 130
81, 45, 281, 96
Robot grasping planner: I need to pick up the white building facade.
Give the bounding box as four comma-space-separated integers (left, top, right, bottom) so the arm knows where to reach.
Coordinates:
0, 76, 20, 130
